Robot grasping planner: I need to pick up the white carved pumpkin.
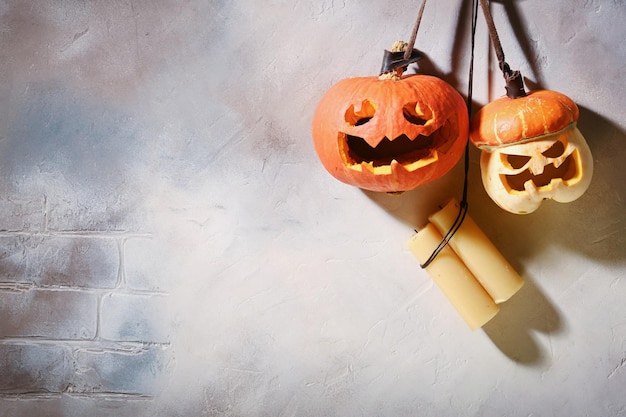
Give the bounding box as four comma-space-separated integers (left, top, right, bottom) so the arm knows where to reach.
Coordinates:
470, 90, 593, 214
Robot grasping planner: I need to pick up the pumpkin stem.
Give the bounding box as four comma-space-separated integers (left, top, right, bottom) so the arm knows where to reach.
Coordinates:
391, 40, 408, 53
380, 0, 428, 79
501, 62, 527, 99
379, 41, 423, 80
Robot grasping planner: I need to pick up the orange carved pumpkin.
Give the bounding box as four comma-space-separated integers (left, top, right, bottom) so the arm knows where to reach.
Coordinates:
312, 75, 469, 193
470, 90, 593, 214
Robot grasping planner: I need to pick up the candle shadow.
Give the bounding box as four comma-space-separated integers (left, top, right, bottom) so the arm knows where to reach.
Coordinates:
361, 0, 624, 359
362, 105, 625, 363
482, 276, 563, 365
364, 177, 565, 366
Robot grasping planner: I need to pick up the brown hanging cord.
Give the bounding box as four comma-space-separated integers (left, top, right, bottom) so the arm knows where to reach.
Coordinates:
379, 0, 428, 75
419, 0, 478, 269
420, 0, 530, 268
404, 0, 428, 60
478, 0, 526, 98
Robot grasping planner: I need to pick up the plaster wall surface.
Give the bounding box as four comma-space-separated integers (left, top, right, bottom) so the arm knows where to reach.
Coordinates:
1, 1, 625, 416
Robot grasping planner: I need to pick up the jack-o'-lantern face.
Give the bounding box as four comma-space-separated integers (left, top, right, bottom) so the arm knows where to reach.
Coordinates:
480, 126, 593, 214
312, 75, 468, 193
470, 89, 593, 214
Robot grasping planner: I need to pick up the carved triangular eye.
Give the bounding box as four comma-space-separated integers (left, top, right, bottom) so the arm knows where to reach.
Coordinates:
402, 102, 431, 126
504, 154, 531, 169
345, 100, 376, 126
542, 140, 565, 158
354, 117, 372, 126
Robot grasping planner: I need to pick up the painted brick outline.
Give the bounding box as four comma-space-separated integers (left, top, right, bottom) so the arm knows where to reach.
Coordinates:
0, 195, 171, 401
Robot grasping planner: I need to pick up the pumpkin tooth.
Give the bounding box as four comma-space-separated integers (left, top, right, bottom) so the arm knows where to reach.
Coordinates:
361, 161, 376, 173
374, 165, 392, 175
552, 156, 568, 169
390, 159, 400, 172
357, 160, 394, 175
523, 179, 538, 195
400, 150, 439, 172
549, 178, 565, 189
529, 159, 545, 175
348, 162, 363, 172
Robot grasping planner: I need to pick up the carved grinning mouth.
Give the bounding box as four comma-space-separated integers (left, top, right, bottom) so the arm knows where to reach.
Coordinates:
339, 119, 455, 174
503, 150, 580, 192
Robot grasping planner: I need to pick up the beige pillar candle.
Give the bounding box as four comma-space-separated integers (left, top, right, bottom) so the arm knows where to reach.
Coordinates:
428, 199, 524, 303
407, 223, 499, 330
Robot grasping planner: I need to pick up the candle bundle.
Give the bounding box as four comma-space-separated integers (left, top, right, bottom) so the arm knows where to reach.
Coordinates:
407, 199, 524, 330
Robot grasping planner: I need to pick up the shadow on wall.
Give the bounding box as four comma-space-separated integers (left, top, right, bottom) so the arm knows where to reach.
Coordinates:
463, 106, 626, 266
357, 0, 626, 358
477, 105, 626, 363
360, 97, 626, 364
482, 277, 561, 365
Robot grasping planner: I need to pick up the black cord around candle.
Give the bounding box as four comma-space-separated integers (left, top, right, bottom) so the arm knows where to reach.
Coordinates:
419, 0, 478, 269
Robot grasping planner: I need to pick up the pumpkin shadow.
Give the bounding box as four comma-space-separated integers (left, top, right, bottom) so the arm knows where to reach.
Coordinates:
364, 103, 625, 363
474, 106, 626, 363
411, 56, 460, 93
360, 0, 624, 364
360, 160, 468, 230
362, 152, 565, 365
467, 105, 626, 265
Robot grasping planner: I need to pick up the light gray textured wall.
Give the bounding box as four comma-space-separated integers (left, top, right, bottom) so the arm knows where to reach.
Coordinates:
1, 1, 625, 416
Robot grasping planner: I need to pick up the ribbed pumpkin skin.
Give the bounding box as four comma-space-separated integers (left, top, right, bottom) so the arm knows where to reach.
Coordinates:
469, 90, 579, 151
312, 74, 469, 193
